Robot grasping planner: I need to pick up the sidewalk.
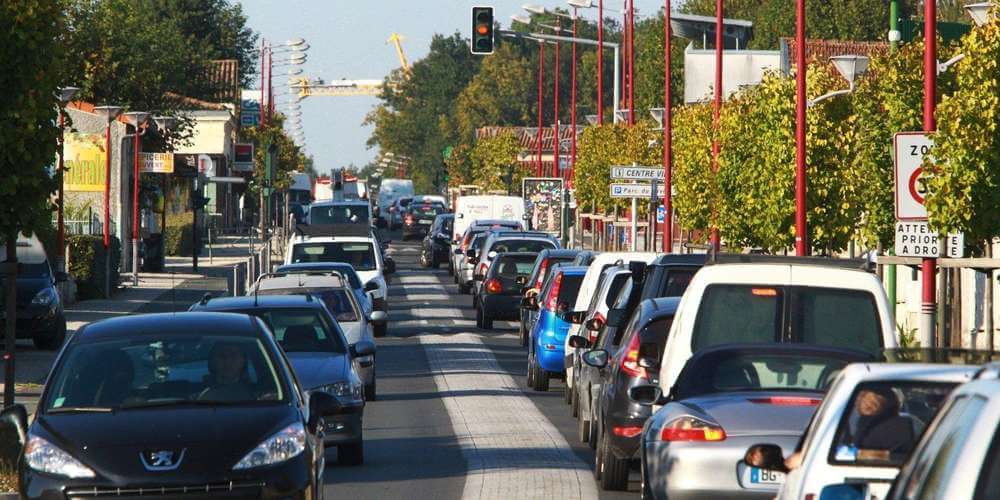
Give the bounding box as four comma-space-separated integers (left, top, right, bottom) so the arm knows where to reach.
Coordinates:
1, 235, 261, 414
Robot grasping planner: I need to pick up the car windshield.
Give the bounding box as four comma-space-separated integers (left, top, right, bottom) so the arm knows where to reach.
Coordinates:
234, 308, 347, 353
291, 242, 376, 271
255, 289, 359, 323
691, 285, 883, 355
43, 335, 285, 411
675, 351, 853, 400
493, 256, 537, 277
490, 239, 556, 254
311, 204, 370, 224
830, 381, 957, 467
0, 241, 50, 277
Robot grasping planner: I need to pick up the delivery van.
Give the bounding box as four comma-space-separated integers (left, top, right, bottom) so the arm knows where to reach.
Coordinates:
452, 195, 525, 242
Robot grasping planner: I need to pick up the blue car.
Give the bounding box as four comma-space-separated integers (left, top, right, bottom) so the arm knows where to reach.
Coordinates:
527, 264, 587, 392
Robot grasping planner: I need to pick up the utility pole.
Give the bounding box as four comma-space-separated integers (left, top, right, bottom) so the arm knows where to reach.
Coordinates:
537, 41, 545, 176
663, 0, 673, 253
710, 0, 723, 252
887, 0, 899, 319
920, 0, 938, 347
795, 0, 809, 256
597, 0, 604, 124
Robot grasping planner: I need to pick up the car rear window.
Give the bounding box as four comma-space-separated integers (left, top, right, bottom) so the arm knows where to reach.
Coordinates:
606, 274, 631, 308
657, 268, 698, 297
558, 274, 585, 305
692, 285, 883, 355
494, 256, 537, 277
491, 239, 556, 253
291, 242, 376, 271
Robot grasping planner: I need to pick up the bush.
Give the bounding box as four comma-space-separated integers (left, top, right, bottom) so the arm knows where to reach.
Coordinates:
164, 211, 193, 257
68, 234, 121, 299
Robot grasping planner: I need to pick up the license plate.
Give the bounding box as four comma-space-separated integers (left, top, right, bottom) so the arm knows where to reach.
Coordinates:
749, 467, 785, 485
419, 220, 432, 225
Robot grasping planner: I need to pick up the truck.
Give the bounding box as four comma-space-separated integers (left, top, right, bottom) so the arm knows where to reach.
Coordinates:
376, 178, 415, 227
451, 195, 525, 243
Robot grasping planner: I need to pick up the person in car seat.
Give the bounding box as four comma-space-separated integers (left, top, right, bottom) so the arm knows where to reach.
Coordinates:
200, 342, 254, 402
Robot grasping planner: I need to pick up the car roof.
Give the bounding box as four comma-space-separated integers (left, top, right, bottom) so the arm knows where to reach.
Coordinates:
834, 362, 982, 384
190, 294, 327, 312
550, 264, 588, 275
636, 296, 682, 319
293, 223, 372, 239
75, 312, 260, 343
488, 231, 555, 239
255, 274, 347, 291
273, 263, 361, 288
704, 253, 871, 272
494, 251, 540, 259
471, 219, 521, 227
649, 253, 708, 266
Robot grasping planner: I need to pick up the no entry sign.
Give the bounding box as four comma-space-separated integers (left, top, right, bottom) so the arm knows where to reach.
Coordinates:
894, 132, 934, 221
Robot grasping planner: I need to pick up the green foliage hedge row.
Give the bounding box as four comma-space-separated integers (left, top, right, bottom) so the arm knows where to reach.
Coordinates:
68, 235, 121, 300
164, 212, 193, 257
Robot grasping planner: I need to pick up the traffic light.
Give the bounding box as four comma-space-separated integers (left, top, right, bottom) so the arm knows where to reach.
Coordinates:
471, 6, 494, 55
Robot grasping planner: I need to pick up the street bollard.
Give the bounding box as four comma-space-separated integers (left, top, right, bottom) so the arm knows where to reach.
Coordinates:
208, 227, 213, 264
232, 264, 239, 296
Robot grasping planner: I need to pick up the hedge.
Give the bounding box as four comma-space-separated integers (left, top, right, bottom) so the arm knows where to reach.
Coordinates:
68, 234, 121, 299
164, 211, 194, 257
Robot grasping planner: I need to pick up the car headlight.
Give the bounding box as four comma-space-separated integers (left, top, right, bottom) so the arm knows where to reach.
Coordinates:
319, 382, 363, 403
31, 288, 57, 306
233, 422, 306, 470
24, 435, 95, 478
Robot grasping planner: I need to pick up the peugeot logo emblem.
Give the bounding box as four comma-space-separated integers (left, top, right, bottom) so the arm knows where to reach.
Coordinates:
140, 449, 185, 471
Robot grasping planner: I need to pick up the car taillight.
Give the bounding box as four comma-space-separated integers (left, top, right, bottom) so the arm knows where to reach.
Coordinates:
545, 273, 563, 311
534, 259, 549, 289
589, 312, 605, 342
485, 278, 503, 294
477, 262, 488, 276
405, 215, 415, 224
612, 426, 643, 438
461, 234, 472, 251
620, 333, 647, 379
659, 416, 726, 442
749, 396, 821, 406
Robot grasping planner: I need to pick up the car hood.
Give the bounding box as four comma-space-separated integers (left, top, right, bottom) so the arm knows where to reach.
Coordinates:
0, 276, 52, 307
286, 351, 350, 390
338, 321, 365, 345
677, 390, 822, 437
33, 405, 298, 479
357, 270, 382, 287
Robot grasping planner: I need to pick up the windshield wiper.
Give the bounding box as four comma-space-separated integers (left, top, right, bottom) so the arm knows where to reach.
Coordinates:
46, 406, 113, 414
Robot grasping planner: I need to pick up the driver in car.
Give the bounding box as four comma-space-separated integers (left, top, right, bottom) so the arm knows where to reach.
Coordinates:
839, 387, 920, 463
200, 342, 254, 402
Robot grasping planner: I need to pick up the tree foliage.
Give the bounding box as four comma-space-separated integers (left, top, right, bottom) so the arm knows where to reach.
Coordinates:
573, 123, 661, 212
0, 0, 65, 244
240, 114, 303, 194
451, 44, 534, 142
671, 102, 716, 236
468, 133, 528, 193
927, 10, 1000, 243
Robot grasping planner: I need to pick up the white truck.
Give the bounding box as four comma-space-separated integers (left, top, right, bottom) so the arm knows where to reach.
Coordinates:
451, 195, 525, 243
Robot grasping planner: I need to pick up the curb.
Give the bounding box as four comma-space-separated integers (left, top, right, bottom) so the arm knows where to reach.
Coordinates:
0, 493, 17, 499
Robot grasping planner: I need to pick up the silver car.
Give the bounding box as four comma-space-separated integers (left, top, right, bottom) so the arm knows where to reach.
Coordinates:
631, 344, 873, 500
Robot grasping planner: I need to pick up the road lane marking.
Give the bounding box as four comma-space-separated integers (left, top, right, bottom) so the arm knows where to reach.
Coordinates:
420, 333, 599, 499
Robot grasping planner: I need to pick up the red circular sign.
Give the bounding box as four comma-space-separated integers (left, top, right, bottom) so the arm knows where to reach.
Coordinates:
908, 167, 926, 205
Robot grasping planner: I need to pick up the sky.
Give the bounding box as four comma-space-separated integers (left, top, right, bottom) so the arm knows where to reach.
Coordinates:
238, 0, 671, 176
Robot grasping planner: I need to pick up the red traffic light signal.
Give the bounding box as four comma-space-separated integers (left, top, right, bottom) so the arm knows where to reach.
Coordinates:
471, 6, 494, 55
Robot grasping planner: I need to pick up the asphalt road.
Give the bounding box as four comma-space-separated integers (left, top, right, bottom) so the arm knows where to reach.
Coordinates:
322, 234, 637, 499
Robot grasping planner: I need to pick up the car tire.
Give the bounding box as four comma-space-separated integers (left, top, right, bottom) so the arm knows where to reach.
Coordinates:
588, 405, 599, 450
600, 431, 630, 491
447, 260, 453, 275
33, 324, 66, 351
593, 426, 604, 480
338, 442, 364, 466
365, 379, 376, 401
640, 446, 653, 500
419, 252, 431, 268
430, 255, 440, 269
563, 382, 572, 404
577, 400, 591, 443
458, 282, 471, 294
482, 310, 493, 330
526, 349, 536, 388
528, 351, 549, 391
475, 306, 485, 329
571, 384, 580, 418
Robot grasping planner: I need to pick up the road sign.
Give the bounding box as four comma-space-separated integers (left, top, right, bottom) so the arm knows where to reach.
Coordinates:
894, 222, 964, 258
610, 183, 665, 198
610, 165, 664, 181
234, 143, 254, 172
894, 132, 934, 221
140, 152, 174, 174
657, 205, 665, 223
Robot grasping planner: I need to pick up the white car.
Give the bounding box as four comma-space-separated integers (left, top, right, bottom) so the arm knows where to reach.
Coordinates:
471, 231, 561, 298
765, 363, 979, 500
657, 256, 898, 395
561, 252, 658, 399
285, 226, 394, 337
251, 271, 386, 400
451, 220, 522, 294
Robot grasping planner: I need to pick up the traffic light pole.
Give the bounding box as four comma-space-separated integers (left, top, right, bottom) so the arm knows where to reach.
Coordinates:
192, 177, 200, 273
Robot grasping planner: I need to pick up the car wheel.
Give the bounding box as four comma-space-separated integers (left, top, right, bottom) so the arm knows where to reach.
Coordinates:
337, 442, 364, 466
587, 404, 599, 450
430, 254, 440, 269
640, 445, 653, 500
374, 323, 387, 338
571, 383, 580, 418
528, 351, 549, 391
458, 282, 471, 294
526, 348, 536, 387
446, 260, 453, 274
593, 426, 604, 480
475, 306, 485, 329
577, 397, 591, 443
365, 379, 376, 401
482, 310, 493, 330
563, 381, 572, 404
33, 323, 66, 351
419, 252, 431, 268
600, 430, 630, 491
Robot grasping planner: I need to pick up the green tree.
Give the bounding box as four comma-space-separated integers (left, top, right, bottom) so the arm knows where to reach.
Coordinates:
241, 114, 302, 195
469, 133, 528, 193
573, 123, 660, 212
927, 11, 1000, 243
671, 102, 717, 238
0, 0, 66, 405
445, 143, 475, 187
451, 44, 535, 141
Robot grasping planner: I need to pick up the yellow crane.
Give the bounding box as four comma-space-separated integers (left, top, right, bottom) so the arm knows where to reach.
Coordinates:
292, 33, 411, 98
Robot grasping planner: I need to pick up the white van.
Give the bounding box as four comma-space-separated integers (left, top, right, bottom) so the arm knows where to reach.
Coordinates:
452, 195, 525, 243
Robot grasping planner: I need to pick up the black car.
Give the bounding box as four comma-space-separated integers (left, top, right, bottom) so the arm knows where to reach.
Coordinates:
3, 312, 338, 499
402, 202, 447, 241
420, 213, 454, 268
190, 295, 372, 465
584, 297, 680, 490
2, 235, 69, 350
604, 254, 705, 331
474, 252, 537, 329
518, 249, 581, 346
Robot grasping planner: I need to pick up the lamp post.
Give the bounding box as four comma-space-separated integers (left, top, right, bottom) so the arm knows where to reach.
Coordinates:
794, 0, 807, 256
93, 105, 123, 299
710, 0, 723, 252
571, 7, 579, 183
56, 86, 79, 272
123, 111, 149, 287
663, 1, 673, 253
919, 0, 937, 347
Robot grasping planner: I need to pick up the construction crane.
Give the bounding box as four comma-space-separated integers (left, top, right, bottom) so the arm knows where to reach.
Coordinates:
292, 33, 411, 98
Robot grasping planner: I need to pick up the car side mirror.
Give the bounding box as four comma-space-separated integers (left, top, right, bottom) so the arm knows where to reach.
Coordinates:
562, 311, 585, 324
521, 295, 538, 310
308, 391, 340, 431
582, 349, 609, 368
818, 484, 868, 500
364, 281, 379, 292
567, 335, 591, 349
454, 248, 464, 255
743, 444, 788, 472
0, 404, 28, 464
474, 272, 485, 281
54, 271, 69, 283
369, 311, 387, 326
628, 385, 665, 406
585, 317, 605, 332
350, 340, 377, 358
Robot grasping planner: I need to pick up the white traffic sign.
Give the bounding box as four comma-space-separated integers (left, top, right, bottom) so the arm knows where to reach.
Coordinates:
610, 183, 665, 198
894, 132, 934, 221
894, 222, 964, 258
611, 165, 664, 181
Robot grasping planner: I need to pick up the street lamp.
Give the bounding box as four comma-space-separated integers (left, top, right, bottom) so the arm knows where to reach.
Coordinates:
123, 111, 149, 286
55, 86, 79, 271
92, 105, 122, 299
649, 108, 664, 130
965, 2, 992, 26
511, 14, 532, 25
807, 55, 870, 106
